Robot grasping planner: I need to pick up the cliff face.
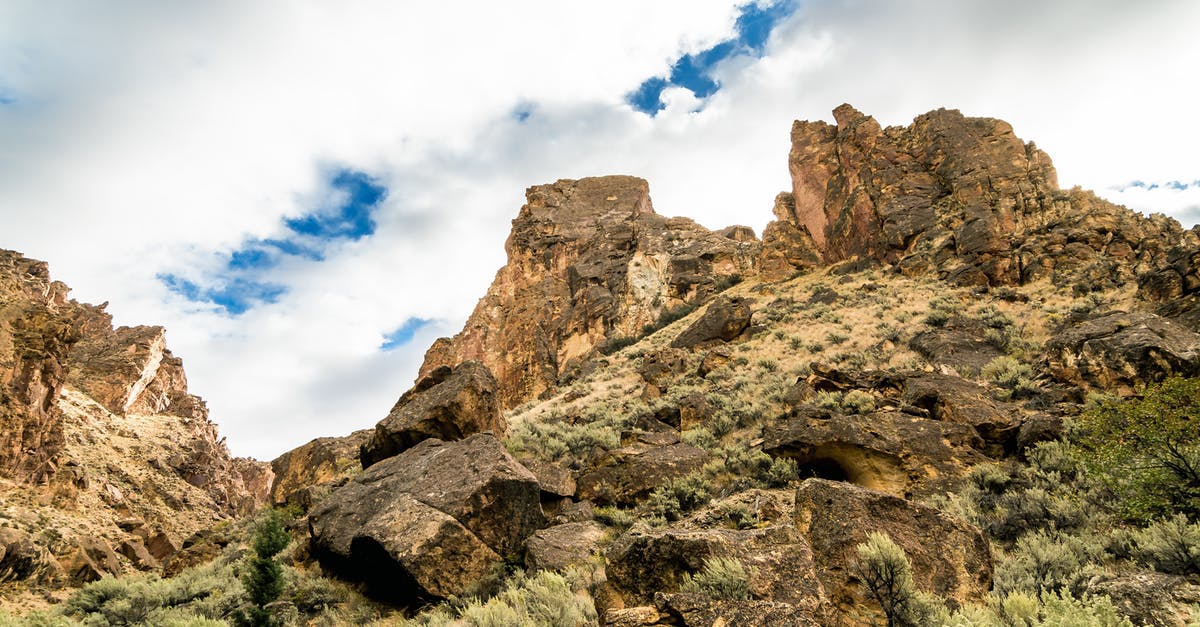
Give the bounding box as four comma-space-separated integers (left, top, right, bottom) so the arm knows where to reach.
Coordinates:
765, 104, 1190, 289
419, 175, 760, 408
0, 251, 77, 484
0, 249, 270, 592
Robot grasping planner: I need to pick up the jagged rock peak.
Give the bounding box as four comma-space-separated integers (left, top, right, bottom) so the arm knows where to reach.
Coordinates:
420, 175, 761, 409
763, 104, 1190, 289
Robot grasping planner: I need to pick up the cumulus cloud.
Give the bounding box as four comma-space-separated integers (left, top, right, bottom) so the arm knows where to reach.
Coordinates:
1, 0, 1197, 458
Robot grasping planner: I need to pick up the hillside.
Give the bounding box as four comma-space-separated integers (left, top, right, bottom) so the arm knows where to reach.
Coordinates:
5, 105, 1200, 625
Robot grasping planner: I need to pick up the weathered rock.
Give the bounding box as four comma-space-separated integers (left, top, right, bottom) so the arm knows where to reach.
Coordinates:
418, 176, 760, 409
0, 527, 62, 584
117, 537, 159, 571
903, 372, 1023, 456
604, 606, 662, 627
360, 360, 503, 467
270, 429, 371, 508
524, 521, 605, 572
522, 458, 577, 498
759, 192, 824, 282
762, 407, 988, 497
697, 347, 732, 378
576, 443, 708, 506
1045, 310, 1200, 394
909, 317, 1005, 375
654, 593, 822, 627
768, 105, 1186, 290
1090, 571, 1200, 627
310, 434, 545, 603
669, 296, 753, 350
607, 525, 826, 610
0, 250, 77, 483
794, 478, 992, 618
63, 538, 123, 583
638, 348, 688, 398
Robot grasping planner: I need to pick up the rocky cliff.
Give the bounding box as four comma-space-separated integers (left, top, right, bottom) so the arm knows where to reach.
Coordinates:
419, 175, 760, 409
0, 250, 270, 604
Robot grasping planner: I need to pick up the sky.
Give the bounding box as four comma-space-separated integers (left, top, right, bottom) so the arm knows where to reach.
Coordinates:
1, 0, 1197, 459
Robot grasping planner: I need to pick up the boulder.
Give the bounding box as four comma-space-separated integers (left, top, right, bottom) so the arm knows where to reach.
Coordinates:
654, 593, 822, 627
576, 443, 709, 506
607, 525, 826, 613
0, 527, 62, 584
524, 522, 605, 572
310, 434, 545, 603
762, 407, 988, 497
903, 372, 1023, 456
909, 317, 1005, 375
669, 296, 753, 349
270, 429, 371, 509
794, 479, 992, 617
1089, 571, 1200, 627
1045, 310, 1200, 394
360, 361, 503, 467
117, 537, 159, 571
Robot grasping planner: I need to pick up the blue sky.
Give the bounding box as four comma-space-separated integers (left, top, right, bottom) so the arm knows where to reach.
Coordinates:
628, 0, 797, 114
1, 1, 1196, 458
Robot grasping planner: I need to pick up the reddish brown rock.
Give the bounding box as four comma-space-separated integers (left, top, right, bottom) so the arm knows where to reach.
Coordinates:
576, 442, 709, 506
1045, 310, 1200, 394
669, 296, 753, 350
794, 479, 992, 618
360, 360, 503, 467
270, 429, 371, 509
418, 176, 759, 409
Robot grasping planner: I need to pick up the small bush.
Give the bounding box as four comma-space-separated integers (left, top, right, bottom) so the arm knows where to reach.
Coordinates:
680, 556, 753, 600
814, 391, 842, 410
456, 569, 597, 627
826, 331, 849, 345
981, 356, 1037, 398
1131, 514, 1200, 575
842, 390, 876, 415
992, 531, 1104, 597
853, 532, 932, 627
645, 474, 711, 522
762, 457, 798, 488
924, 309, 950, 327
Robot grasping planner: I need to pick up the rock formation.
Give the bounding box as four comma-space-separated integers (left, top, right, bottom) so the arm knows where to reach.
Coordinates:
764, 104, 1191, 291
419, 176, 760, 409
0, 249, 270, 595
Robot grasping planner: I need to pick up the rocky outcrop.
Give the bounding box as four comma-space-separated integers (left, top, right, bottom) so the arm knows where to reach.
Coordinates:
764, 104, 1190, 290
270, 429, 371, 509
309, 434, 545, 603
1045, 310, 1200, 394
762, 406, 988, 498
794, 478, 992, 618
0, 250, 77, 484
576, 442, 709, 506
0, 528, 62, 584
360, 360, 503, 468
524, 521, 605, 572
419, 176, 759, 409
668, 296, 753, 350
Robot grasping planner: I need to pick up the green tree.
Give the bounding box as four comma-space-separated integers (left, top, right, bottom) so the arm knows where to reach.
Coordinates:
1075, 377, 1200, 522
238, 510, 291, 627
854, 532, 925, 627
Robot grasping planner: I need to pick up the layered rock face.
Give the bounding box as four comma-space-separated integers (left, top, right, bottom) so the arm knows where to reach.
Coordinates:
765, 104, 1190, 290
0, 249, 269, 591
419, 176, 760, 408
0, 251, 77, 484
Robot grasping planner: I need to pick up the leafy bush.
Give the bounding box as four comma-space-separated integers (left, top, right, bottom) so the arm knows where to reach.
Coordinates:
762, 457, 798, 488
980, 356, 1038, 399
680, 556, 753, 600
842, 390, 876, 415
455, 568, 597, 627
645, 474, 711, 522
992, 531, 1104, 597
853, 532, 935, 627
1074, 376, 1200, 522
1130, 514, 1200, 575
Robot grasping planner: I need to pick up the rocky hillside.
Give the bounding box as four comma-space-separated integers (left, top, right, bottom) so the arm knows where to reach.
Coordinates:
8, 105, 1200, 625
0, 251, 270, 611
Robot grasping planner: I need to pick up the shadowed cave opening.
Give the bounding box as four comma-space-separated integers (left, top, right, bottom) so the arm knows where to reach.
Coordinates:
796, 457, 851, 482
784, 443, 908, 496
347, 536, 426, 607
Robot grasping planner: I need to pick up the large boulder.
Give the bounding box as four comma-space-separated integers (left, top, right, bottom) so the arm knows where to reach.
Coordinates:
669, 296, 753, 350
360, 361, 503, 467
270, 429, 371, 510
606, 525, 826, 614
310, 434, 545, 603
794, 479, 992, 619
524, 521, 605, 572
576, 442, 709, 506
0, 527, 62, 584
762, 406, 988, 497
1045, 310, 1200, 394
902, 372, 1023, 456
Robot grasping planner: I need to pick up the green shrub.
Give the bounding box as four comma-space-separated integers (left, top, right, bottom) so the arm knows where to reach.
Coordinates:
680, 556, 752, 600
924, 309, 950, 327
456, 569, 597, 627
853, 532, 935, 627
594, 506, 636, 531
645, 474, 711, 522
236, 510, 291, 627
1074, 376, 1200, 522
992, 531, 1104, 597
1130, 514, 1200, 575
981, 356, 1038, 399
762, 457, 798, 488
814, 391, 842, 410
842, 390, 876, 415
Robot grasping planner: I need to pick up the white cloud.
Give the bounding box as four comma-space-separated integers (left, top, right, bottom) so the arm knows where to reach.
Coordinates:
1, 0, 1197, 458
